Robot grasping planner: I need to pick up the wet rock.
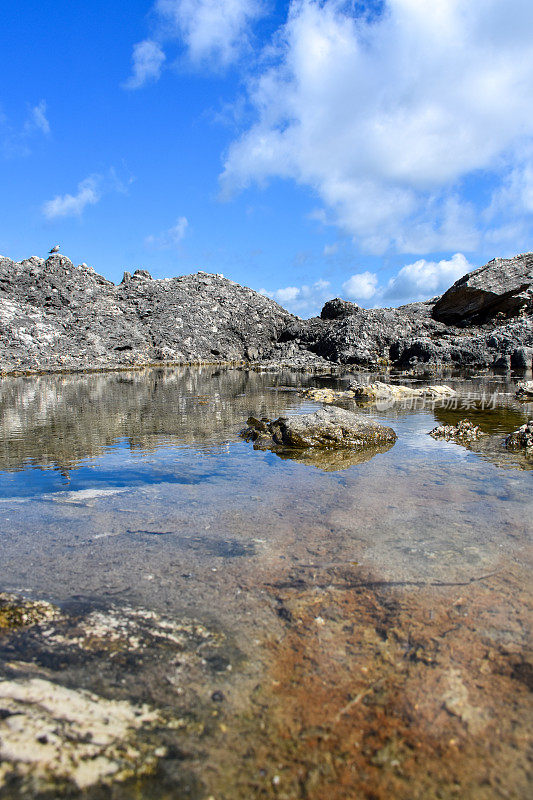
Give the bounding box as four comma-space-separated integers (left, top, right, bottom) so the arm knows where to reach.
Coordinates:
0, 594, 57, 632
511, 346, 533, 370
505, 421, 533, 450
429, 419, 484, 441
300, 382, 456, 405
350, 381, 456, 401
432, 252, 533, 324
0, 677, 160, 790
241, 406, 397, 450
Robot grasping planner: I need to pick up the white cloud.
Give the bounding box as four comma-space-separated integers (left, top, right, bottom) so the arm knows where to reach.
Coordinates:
383, 253, 472, 304
342, 271, 379, 302
26, 101, 50, 135
323, 242, 338, 256
42, 175, 101, 219
125, 0, 267, 79
124, 39, 166, 89
145, 216, 189, 248
261, 278, 331, 315
221, 0, 533, 254
42, 168, 133, 220
1, 100, 50, 157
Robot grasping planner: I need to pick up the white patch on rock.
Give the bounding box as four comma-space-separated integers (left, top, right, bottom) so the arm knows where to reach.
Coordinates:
0, 678, 160, 789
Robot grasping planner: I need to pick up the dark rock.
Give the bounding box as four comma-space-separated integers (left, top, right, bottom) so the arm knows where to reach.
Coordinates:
511, 347, 533, 370
320, 298, 359, 320
493, 354, 511, 370
432, 253, 533, 324
505, 421, 533, 450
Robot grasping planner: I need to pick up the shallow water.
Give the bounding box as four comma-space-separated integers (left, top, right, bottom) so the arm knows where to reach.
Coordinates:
0, 367, 531, 799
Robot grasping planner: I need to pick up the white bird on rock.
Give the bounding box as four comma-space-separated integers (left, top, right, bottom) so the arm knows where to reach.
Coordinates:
49, 245, 60, 254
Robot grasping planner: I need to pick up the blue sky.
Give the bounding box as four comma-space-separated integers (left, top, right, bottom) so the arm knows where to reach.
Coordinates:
1, 0, 532, 316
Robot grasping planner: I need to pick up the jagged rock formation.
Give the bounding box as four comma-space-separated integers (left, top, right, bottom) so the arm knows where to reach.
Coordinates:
432, 252, 533, 324
0, 252, 532, 374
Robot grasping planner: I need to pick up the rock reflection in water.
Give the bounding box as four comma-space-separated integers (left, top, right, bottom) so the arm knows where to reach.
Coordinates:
0, 367, 317, 475
271, 442, 395, 471
0, 367, 531, 799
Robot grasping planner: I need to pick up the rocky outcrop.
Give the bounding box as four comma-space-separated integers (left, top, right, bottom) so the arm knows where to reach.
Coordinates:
241, 407, 397, 450
301, 383, 456, 404
0, 252, 532, 374
432, 253, 533, 324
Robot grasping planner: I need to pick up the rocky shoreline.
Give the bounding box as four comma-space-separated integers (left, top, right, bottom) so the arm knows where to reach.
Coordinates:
0, 251, 531, 376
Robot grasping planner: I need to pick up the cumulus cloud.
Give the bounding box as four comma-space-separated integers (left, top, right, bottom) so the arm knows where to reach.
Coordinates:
221, 0, 533, 254
145, 216, 189, 248
261, 278, 331, 315
125, 0, 267, 81
43, 175, 101, 219
124, 39, 166, 89
383, 253, 472, 304
342, 253, 473, 307
342, 271, 379, 301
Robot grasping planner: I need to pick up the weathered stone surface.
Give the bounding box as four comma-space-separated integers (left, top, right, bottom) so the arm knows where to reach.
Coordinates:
0, 677, 160, 789
0, 252, 532, 373
241, 407, 397, 450
320, 298, 359, 320
505, 421, 533, 450
300, 382, 456, 404
350, 382, 456, 401
429, 419, 484, 441
432, 252, 533, 324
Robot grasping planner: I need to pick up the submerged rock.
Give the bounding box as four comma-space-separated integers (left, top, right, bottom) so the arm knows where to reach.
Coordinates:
0, 593, 57, 631
429, 419, 484, 441
0, 678, 160, 790
505, 421, 533, 450
241, 406, 397, 450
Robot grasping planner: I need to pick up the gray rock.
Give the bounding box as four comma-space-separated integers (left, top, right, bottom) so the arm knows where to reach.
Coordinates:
432, 253, 533, 324
0, 251, 532, 374
320, 298, 359, 320
241, 406, 397, 450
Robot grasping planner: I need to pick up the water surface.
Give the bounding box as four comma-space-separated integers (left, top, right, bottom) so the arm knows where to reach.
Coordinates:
0, 367, 531, 799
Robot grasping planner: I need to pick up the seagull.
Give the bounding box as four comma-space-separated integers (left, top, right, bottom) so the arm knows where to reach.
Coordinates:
49, 245, 60, 254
